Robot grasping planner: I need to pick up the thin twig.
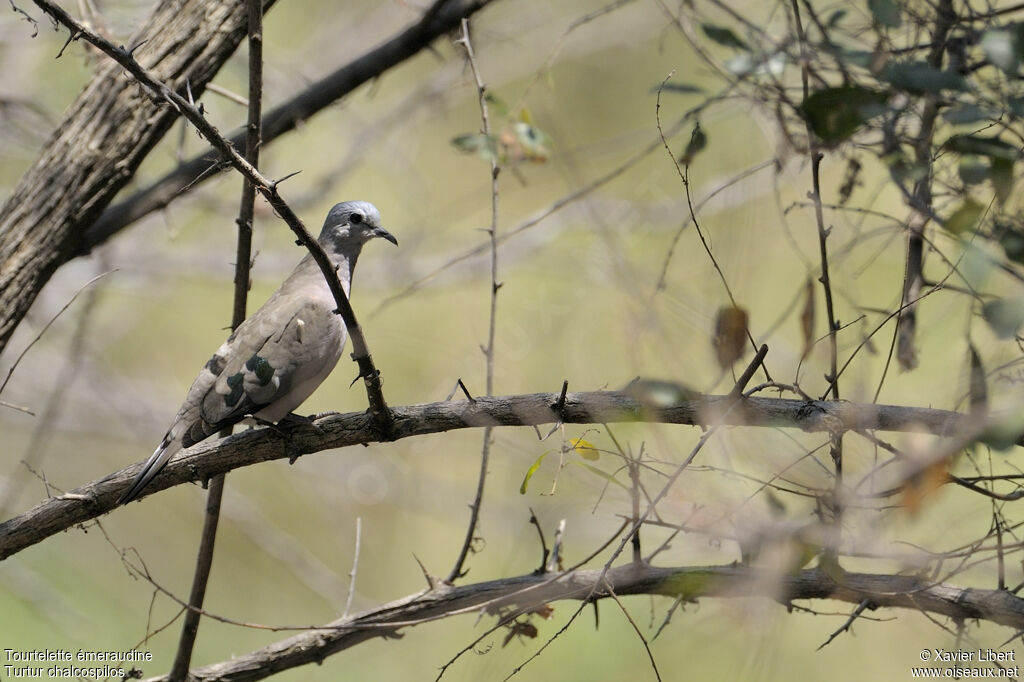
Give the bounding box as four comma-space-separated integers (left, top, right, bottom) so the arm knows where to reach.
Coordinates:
343, 517, 363, 619
80, 0, 496, 255
27, 0, 393, 433
170, 2, 263, 676
790, 0, 839, 403
447, 17, 500, 584
817, 599, 872, 650
0, 270, 113, 398
0, 260, 107, 519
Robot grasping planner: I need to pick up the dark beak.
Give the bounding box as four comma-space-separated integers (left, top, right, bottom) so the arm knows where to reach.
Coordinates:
373, 226, 398, 246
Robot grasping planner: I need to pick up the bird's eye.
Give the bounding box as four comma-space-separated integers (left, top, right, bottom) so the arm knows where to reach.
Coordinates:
350, 213, 364, 225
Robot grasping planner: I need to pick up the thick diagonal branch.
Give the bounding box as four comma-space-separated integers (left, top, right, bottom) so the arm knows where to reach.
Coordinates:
78, 0, 497, 255
0, 0, 277, 354
28, 0, 393, 429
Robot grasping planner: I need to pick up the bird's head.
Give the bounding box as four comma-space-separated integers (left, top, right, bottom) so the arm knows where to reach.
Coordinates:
319, 200, 398, 250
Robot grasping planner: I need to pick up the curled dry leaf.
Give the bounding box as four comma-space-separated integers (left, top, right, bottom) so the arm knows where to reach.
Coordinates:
713, 305, 749, 369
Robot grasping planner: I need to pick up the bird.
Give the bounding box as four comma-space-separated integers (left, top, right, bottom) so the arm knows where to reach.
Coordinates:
117, 200, 397, 505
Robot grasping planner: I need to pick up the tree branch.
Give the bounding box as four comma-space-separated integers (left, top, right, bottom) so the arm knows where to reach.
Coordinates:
0, 0, 277, 354
27, 0, 394, 429
170, 0, 266, 677
0, 391, 977, 561
136, 562, 1024, 681
77, 0, 498, 256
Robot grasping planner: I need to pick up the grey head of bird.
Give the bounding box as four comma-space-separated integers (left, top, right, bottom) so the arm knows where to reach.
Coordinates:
319, 200, 398, 251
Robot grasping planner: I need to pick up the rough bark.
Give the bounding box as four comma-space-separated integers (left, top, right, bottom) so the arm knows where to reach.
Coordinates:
0, 390, 972, 561
138, 563, 1024, 681
0, 0, 275, 353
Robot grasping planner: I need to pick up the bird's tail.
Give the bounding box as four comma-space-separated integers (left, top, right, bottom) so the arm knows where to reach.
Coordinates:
117, 437, 182, 505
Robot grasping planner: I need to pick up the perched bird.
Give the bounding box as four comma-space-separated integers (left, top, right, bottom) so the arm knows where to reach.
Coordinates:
117, 201, 397, 505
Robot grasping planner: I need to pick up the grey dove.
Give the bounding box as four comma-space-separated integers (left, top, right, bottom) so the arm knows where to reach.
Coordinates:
117, 201, 397, 505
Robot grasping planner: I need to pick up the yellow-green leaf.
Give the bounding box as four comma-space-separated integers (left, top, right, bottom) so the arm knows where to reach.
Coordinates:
520, 450, 550, 494
943, 200, 984, 235
570, 437, 600, 461
574, 461, 628, 490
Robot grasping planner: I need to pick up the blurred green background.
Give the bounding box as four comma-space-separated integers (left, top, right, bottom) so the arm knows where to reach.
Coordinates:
1, 0, 1022, 680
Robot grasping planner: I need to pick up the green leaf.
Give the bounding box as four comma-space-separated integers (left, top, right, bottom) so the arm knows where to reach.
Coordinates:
680, 123, 707, 165
879, 62, 969, 93
958, 155, 989, 185
942, 104, 999, 125
833, 48, 876, 69
943, 200, 984, 235
982, 297, 1024, 339
978, 424, 1024, 451
520, 450, 550, 494
1010, 97, 1024, 117
484, 92, 509, 117
944, 134, 1021, 161
655, 82, 703, 94
868, 0, 902, 28
967, 343, 988, 415
978, 414, 1024, 451
997, 220, 1024, 263
574, 461, 628, 490
981, 28, 1019, 75
800, 86, 888, 142
451, 133, 498, 162
701, 23, 748, 50
884, 152, 928, 184
991, 157, 1015, 204
827, 9, 848, 27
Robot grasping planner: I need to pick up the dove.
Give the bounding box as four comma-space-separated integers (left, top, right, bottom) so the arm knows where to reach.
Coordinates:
117, 200, 397, 505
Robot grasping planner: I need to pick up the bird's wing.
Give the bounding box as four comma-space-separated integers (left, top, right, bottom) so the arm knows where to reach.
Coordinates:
183, 292, 344, 446
117, 292, 343, 505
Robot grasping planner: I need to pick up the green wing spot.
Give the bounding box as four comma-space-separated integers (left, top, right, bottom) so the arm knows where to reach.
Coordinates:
225, 373, 244, 407
245, 355, 275, 386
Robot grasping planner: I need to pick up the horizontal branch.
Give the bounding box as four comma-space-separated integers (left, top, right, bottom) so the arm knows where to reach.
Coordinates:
0, 390, 973, 561
139, 561, 1024, 681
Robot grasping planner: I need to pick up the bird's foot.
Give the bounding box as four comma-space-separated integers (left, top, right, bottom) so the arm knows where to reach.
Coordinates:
274, 412, 328, 464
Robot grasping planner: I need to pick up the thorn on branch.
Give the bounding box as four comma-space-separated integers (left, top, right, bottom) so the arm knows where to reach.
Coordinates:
445, 378, 476, 403
56, 28, 81, 58
129, 37, 149, 57
271, 169, 302, 190
551, 379, 569, 416
348, 367, 380, 389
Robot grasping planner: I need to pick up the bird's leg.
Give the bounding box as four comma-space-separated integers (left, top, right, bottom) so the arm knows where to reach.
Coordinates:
306, 410, 340, 421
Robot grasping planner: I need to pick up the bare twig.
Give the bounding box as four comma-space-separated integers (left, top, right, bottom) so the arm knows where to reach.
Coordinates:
447, 18, 500, 584
343, 517, 363, 619
27, 0, 392, 433
169, 0, 264, 677
0, 270, 113, 398
79, 0, 497, 255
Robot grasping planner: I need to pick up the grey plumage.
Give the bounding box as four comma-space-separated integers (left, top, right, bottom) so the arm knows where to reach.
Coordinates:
117, 201, 397, 505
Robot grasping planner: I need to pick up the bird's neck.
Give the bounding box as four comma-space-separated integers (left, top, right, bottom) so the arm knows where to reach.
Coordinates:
295, 245, 358, 297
